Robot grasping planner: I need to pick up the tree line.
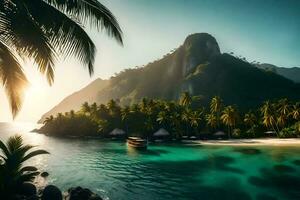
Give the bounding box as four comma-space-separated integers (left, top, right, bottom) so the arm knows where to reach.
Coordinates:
40, 92, 300, 139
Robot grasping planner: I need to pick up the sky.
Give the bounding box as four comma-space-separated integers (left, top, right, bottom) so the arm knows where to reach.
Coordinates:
0, 0, 299, 122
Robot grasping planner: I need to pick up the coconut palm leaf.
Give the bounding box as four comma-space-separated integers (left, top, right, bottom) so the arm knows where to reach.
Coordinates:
0, 139, 10, 157
0, 42, 28, 118
20, 166, 38, 173
21, 149, 49, 163
0, 1, 56, 84
45, 0, 123, 44
24, 0, 96, 75
0, 0, 122, 117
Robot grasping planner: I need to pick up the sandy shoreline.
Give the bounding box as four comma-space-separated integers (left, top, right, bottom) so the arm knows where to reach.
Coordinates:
184, 138, 300, 146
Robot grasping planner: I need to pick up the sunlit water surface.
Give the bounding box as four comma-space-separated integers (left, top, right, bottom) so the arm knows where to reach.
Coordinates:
0, 122, 300, 200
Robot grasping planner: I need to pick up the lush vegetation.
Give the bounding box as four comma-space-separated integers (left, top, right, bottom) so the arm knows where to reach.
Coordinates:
40, 93, 300, 139
0, 135, 49, 198
40, 34, 300, 123
0, 0, 122, 117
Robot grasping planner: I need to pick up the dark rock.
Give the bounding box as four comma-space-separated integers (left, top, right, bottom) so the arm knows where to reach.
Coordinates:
12, 194, 39, 200
42, 185, 62, 200
18, 182, 37, 197
11, 194, 26, 200
89, 196, 103, 200
41, 171, 49, 177
27, 195, 39, 200
67, 186, 103, 200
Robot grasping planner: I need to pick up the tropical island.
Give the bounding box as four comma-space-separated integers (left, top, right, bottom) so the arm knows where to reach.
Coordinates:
37, 33, 300, 141
38, 95, 300, 140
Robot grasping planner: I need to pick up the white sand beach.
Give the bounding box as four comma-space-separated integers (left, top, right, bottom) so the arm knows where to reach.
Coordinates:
185, 138, 300, 146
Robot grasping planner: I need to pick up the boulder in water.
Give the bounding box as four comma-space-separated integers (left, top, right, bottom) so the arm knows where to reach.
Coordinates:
42, 185, 62, 200
18, 182, 37, 197
67, 186, 103, 200
41, 171, 49, 177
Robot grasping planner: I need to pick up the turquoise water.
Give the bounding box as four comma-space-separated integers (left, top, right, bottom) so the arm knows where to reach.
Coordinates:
0, 123, 300, 200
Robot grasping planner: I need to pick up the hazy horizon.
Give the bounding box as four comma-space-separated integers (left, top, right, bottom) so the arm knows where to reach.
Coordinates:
0, 0, 299, 122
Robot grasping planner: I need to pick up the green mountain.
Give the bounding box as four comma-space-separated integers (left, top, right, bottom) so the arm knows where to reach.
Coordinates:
39, 33, 300, 122
38, 78, 109, 123
256, 63, 300, 83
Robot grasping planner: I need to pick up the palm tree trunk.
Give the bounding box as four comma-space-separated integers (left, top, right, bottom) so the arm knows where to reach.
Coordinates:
186, 124, 189, 137
228, 126, 231, 139
126, 123, 129, 134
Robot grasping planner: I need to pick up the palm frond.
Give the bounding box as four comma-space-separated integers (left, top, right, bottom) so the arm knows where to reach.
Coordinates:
0, 42, 28, 118
20, 166, 38, 173
22, 149, 49, 163
0, 140, 9, 159
0, 2, 56, 84
45, 0, 123, 44
26, 0, 96, 75
6, 135, 23, 153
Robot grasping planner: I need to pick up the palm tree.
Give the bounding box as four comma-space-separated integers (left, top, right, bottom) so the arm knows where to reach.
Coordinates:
81, 102, 91, 115
276, 98, 290, 128
157, 111, 168, 128
243, 111, 257, 128
221, 106, 238, 138
121, 106, 131, 133
290, 102, 300, 121
179, 92, 193, 107
90, 102, 98, 118
189, 111, 201, 135
181, 108, 191, 136
210, 96, 223, 114
107, 99, 118, 114
140, 97, 149, 113
43, 115, 54, 124
206, 113, 217, 130
70, 110, 75, 118
261, 101, 278, 133
169, 112, 181, 139
0, 0, 123, 117
210, 96, 223, 128
64, 111, 70, 117
0, 135, 49, 196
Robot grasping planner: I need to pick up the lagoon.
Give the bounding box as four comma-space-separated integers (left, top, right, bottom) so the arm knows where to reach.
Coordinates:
0, 123, 300, 200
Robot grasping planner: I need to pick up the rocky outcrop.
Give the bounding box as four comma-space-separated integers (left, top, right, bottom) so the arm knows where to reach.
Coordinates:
9, 172, 102, 200
182, 33, 220, 76
41, 185, 62, 200
66, 187, 103, 200
40, 172, 49, 178
18, 182, 37, 197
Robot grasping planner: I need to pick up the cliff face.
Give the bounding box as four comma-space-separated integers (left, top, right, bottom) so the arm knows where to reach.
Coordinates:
39, 33, 300, 123
182, 33, 220, 76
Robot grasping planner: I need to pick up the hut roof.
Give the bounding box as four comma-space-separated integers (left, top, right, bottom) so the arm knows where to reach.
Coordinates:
153, 128, 170, 137
214, 131, 226, 136
265, 131, 276, 134
110, 128, 126, 136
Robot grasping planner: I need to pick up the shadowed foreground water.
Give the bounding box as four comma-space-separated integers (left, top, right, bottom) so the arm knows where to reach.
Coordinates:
0, 123, 300, 200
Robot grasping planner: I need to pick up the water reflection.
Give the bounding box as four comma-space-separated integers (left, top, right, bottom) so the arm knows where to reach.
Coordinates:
0, 123, 300, 200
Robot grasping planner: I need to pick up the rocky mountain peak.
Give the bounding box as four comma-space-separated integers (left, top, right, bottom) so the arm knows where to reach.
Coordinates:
182, 33, 220, 75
